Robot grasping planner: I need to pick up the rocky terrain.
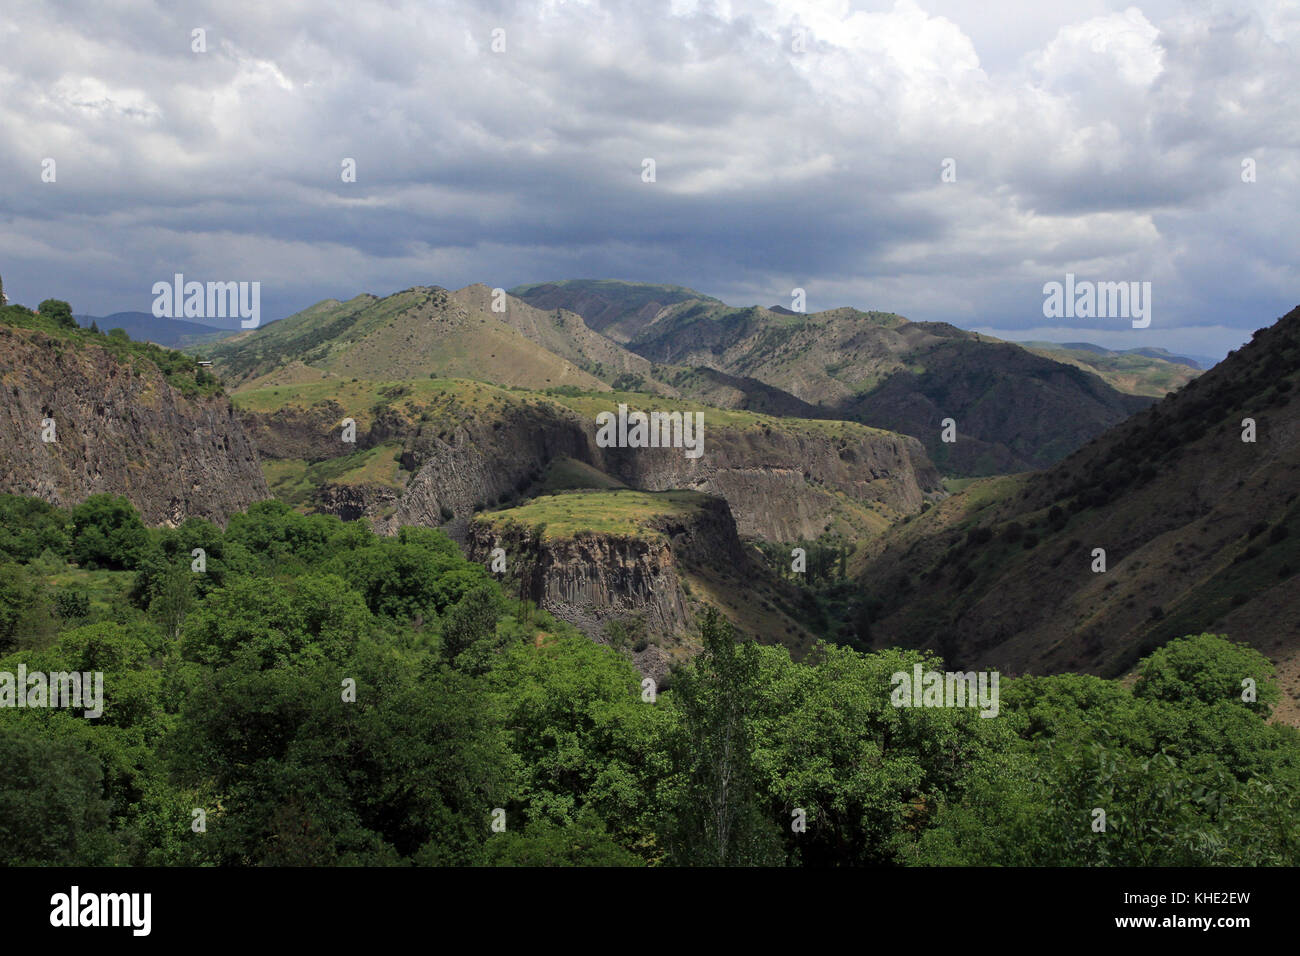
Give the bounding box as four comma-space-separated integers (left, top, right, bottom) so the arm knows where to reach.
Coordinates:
233, 380, 941, 543
465, 490, 817, 680
0, 322, 267, 526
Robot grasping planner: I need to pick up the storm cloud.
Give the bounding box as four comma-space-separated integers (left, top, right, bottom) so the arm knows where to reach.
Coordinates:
1, 0, 1296, 358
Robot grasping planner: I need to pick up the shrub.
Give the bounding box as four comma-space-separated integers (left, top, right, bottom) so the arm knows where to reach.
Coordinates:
69, 495, 148, 570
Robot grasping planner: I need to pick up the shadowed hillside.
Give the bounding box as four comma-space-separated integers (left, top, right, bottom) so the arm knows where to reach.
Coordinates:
855, 304, 1300, 719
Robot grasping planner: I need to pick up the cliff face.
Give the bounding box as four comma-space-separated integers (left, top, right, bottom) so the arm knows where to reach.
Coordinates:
389, 406, 938, 542
466, 524, 691, 636
239, 382, 943, 542
464, 494, 754, 681
238, 401, 351, 461
383, 402, 593, 533
597, 428, 940, 540
0, 325, 268, 526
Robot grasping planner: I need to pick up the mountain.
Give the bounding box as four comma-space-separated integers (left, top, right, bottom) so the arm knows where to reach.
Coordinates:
205, 285, 682, 395
1019, 340, 1203, 397
854, 304, 1300, 717
0, 308, 268, 525
75, 311, 248, 348
1054, 343, 1205, 370
508, 279, 723, 342
514, 282, 1154, 475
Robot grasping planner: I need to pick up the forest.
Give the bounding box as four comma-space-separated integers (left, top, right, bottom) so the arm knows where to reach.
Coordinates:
1, 492, 1296, 866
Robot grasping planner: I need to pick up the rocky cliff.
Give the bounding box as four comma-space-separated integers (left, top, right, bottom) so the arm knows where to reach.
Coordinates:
0, 324, 268, 525
464, 491, 790, 681
596, 426, 940, 540
238, 382, 943, 543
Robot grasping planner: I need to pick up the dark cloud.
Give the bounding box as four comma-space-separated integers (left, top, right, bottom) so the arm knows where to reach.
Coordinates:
0, 0, 1295, 359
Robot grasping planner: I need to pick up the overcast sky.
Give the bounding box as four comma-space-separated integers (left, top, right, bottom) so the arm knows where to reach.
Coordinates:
2, 0, 1296, 358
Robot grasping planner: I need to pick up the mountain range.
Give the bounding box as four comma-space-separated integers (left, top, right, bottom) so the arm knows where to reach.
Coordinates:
203, 279, 1191, 477
74, 311, 253, 348
4, 281, 1290, 717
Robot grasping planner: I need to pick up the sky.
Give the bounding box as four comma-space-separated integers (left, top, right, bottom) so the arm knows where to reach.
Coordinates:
1, 0, 1296, 360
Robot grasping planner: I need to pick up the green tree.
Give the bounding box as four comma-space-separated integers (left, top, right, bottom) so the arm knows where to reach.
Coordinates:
0, 494, 70, 561
37, 298, 75, 329
1134, 632, 1280, 716
483, 809, 643, 866
0, 726, 120, 864
440, 582, 504, 671
664, 607, 783, 866
182, 573, 371, 669
490, 631, 670, 859
69, 494, 149, 570
0, 561, 57, 652
149, 563, 193, 641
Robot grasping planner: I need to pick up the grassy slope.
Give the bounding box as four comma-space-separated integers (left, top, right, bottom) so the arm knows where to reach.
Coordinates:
263, 441, 410, 510
208, 288, 609, 392
855, 305, 1300, 718
1022, 342, 1200, 397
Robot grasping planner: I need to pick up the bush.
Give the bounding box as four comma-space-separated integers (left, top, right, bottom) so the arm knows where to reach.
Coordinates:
0, 495, 70, 561
37, 299, 76, 329
69, 495, 148, 570
1134, 632, 1279, 715
55, 590, 90, 621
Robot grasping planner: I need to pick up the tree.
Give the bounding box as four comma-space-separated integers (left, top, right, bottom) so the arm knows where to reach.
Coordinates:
149, 563, 193, 641
0, 494, 70, 562
489, 630, 669, 858
483, 809, 642, 866
1134, 633, 1280, 717
664, 607, 783, 866
0, 561, 57, 652
37, 298, 76, 329
440, 582, 503, 672
69, 494, 149, 570
0, 726, 119, 864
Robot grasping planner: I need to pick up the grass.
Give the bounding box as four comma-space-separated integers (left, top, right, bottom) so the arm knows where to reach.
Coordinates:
474, 489, 710, 541
534, 457, 628, 494
42, 566, 134, 617
234, 376, 913, 448
264, 441, 409, 510
547, 387, 901, 439
233, 377, 526, 429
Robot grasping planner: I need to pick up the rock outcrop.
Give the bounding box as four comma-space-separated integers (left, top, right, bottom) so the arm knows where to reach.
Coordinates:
464, 494, 754, 681
0, 324, 268, 525
381, 404, 939, 542
238, 382, 943, 541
